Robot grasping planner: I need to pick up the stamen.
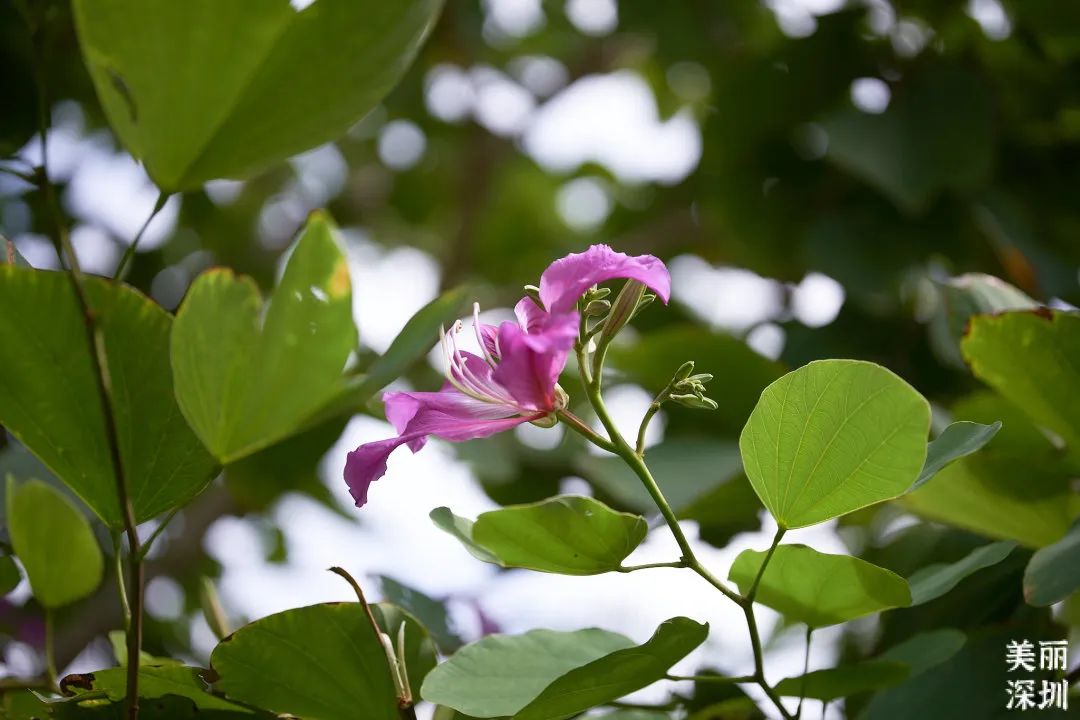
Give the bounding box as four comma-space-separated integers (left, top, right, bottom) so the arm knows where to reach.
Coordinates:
473, 302, 498, 369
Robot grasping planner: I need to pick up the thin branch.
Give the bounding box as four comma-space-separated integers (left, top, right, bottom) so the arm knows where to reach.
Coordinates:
21, 11, 144, 717
114, 192, 169, 281
617, 560, 687, 573
136, 507, 181, 561
747, 526, 786, 602
44, 609, 58, 691
666, 674, 756, 684
797, 627, 813, 720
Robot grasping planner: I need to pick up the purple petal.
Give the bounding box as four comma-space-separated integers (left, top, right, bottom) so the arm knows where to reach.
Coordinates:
538, 244, 671, 314
492, 321, 572, 411
514, 297, 549, 333
479, 323, 501, 360
346, 390, 533, 508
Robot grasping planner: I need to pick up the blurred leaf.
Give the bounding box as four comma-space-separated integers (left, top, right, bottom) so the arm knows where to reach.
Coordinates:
962, 309, 1080, 462
0, 266, 217, 526
210, 602, 399, 720
420, 627, 634, 717
6, 477, 103, 608
1024, 520, 1080, 606
773, 661, 909, 701
72, 0, 443, 190
370, 602, 438, 702
739, 359, 930, 529
824, 69, 993, 213
378, 575, 463, 653
172, 213, 356, 463
902, 393, 1079, 548
875, 629, 967, 676
594, 712, 671, 720
0, 554, 21, 595
679, 473, 764, 548
60, 665, 253, 714
578, 439, 743, 514
859, 627, 1072, 719
910, 421, 1001, 491
928, 273, 1037, 368
729, 544, 911, 628
515, 617, 709, 720
433, 496, 647, 575
907, 540, 1016, 605
608, 326, 785, 434
108, 630, 181, 666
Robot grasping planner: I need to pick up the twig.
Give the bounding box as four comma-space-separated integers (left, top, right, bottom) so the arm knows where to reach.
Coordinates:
113, 192, 169, 281
20, 10, 144, 717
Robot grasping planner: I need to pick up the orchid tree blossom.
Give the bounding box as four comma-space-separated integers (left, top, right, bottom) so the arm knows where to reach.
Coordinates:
344, 245, 671, 508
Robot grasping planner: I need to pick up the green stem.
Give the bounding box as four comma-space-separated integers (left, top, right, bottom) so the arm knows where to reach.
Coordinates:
578, 333, 794, 720
618, 561, 686, 573
44, 608, 58, 690
114, 192, 169, 281
635, 401, 662, 456
667, 674, 756, 684
136, 508, 180, 561
747, 526, 786, 602
113, 533, 132, 628
556, 409, 616, 453
797, 627, 813, 720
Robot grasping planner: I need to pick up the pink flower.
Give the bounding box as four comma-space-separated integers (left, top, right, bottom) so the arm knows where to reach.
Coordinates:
344, 245, 670, 508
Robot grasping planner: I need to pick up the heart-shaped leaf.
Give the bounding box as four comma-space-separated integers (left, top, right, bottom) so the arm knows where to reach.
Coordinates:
729, 544, 911, 628
515, 617, 708, 720
740, 359, 931, 529
172, 212, 357, 463
6, 477, 103, 608
73, 0, 444, 190
0, 267, 217, 526
421, 627, 635, 718
210, 602, 400, 720
431, 496, 648, 575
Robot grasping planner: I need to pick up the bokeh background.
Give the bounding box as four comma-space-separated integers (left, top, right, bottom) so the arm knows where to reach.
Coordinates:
2, 0, 1079, 717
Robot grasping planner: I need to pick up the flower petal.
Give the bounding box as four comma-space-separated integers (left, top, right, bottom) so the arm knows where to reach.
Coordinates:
538, 244, 671, 313
345, 389, 533, 507
492, 320, 572, 411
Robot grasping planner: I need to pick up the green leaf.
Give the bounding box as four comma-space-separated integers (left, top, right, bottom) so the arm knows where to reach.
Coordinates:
728, 544, 911, 628
901, 393, 1078, 548
429, 507, 501, 565
0, 266, 217, 526
515, 617, 708, 720
739, 359, 931, 529
433, 497, 647, 575
578, 439, 743, 514
172, 213, 357, 463
60, 665, 253, 714
910, 421, 1001, 491
0, 554, 21, 595
420, 627, 635, 718
928, 273, 1036, 368
876, 629, 967, 676
470, 496, 648, 575
378, 575, 464, 653
210, 602, 399, 720
773, 661, 909, 701
72, 0, 443, 190
6, 477, 103, 608
962, 309, 1080, 463
1024, 520, 1080, 606
907, 540, 1016, 605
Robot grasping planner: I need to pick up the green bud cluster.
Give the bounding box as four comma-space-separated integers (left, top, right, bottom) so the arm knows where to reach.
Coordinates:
666, 361, 717, 410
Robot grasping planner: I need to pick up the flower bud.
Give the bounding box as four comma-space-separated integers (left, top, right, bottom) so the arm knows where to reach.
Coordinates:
523, 284, 543, 307
597, 280, 647, 346
674, 361, 696, 381
584, 299, 612, 317
669, 393, 719, 410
